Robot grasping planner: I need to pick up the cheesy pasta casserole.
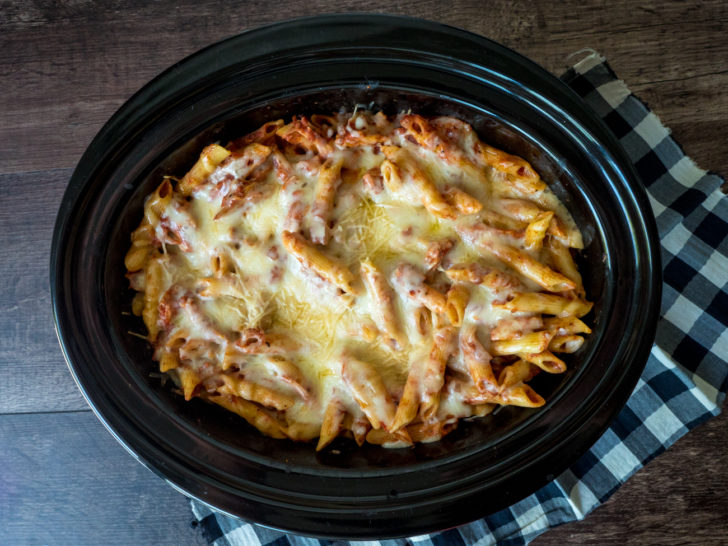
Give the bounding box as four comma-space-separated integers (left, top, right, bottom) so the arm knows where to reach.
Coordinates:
125, 111, 593, 449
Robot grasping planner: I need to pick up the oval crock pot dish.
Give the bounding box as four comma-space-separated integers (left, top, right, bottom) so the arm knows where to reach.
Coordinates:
51, 14, 661, 539
125, 109, 596, 451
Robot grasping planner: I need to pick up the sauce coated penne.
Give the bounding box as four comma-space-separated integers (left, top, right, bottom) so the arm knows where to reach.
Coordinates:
125, 111, 593, 448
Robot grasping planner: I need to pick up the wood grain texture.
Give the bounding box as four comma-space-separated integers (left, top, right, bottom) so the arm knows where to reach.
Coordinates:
0, 0, 726, 177
631, 73, 728, 180
0, 0, 726, 543
0, 169, 88, 413
533, 408, 728, 546
0, 411, 204, 545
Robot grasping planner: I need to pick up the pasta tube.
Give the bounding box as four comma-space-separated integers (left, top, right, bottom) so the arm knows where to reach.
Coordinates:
420, 326, 457, 420
178, 144, 231, 195
317, 398, 347, 451
360, 260, 406, 350
495, 292, 593, 317
341, 355, 397, 431
281, 231, 358, 295
445, 284, 470, 326
391, 263, 448, 316
310, 155, 345, 244
382, 146, 458, 219
205, 394, 287, 439
459, 324, 498, 393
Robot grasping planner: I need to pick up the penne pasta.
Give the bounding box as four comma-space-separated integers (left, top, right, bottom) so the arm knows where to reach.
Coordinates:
414, 306, 433, 337
543, 315, 592, 335
341, 354, 397, 431
131, 292, 144, 316
495, 292, 593, 317
399, 114, 443, 152
284, 422, 321, 442
443, 186, 483, 215
276, 116, 334, 157
546, 236, 586, 298
178, 144, 231, 195
391, 263, 448, 316
420, 326, 457, 420
480, 207, 529, 231
197, 276, 244, 299
215, 374, 295, 411
317, 398, 347, 451
490, 315, 543, 341
124, 244, 151, 272
491, 331, 552, 356
365, 428, 413, 448
175, 366, 202, 401
380, 159, 403, 192
518, 350, 567, 374
142, 257, 165, 342
144, 179, 174, 227
406, 419, 459, 443
310, 155, 345, 244
391, 357, 424, 432
456, 222, 524, 247
423, 238, 455, 270
125, 111, 594, 448
445, 284, 470, 327
549, 334, 585, 354
500, 384, 545, 407
484, 240, 576, 293
206, 393, 287, 439
158, 350, 179, 373
472, 140, 547, 195
221, 345, 248, 371
382, 146, 458, 219
347, 407, 372, 447
499, 198, 545, 223
263, 355, 311, 400
235, 327, 299, 355
445, 262, 522, 292
281, 231, 358, 295
360, 260, 406, 350
229, 119, 284, 149
524, 211, 554, 250
460, 324, 498, 393
498, 359, 538, 389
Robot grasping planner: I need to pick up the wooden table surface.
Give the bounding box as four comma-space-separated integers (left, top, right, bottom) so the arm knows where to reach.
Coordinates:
1, 1, 726, 544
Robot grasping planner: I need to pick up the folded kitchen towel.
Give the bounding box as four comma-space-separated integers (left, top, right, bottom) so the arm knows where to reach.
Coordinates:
189, 51, 728, 545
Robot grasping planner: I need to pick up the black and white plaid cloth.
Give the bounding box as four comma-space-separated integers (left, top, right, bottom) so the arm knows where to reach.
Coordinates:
190, 52, 728, 545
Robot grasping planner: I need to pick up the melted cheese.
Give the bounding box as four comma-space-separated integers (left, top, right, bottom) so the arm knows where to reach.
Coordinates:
129, 111, 590, 446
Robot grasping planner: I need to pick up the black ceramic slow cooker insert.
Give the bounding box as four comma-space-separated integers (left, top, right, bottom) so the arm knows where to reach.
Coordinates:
51, 14, 661, 539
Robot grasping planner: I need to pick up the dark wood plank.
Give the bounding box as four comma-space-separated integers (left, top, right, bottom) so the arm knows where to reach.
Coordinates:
525, 2, 728, 84
631, 73, 728, 180
0, 410, 205, 545
534, 404, 728, 545
0, 168, 88, 413
1, 0, 726, 177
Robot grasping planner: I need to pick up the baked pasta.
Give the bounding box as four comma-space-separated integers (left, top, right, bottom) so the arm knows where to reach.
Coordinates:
125, 111, 593, 449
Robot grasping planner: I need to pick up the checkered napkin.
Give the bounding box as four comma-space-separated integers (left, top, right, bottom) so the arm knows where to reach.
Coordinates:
190, 52, 728, 545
